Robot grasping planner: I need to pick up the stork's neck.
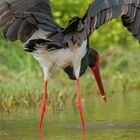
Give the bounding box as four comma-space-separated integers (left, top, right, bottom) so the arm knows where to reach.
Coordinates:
80, 50, 89, 76
80, 48, 99, 76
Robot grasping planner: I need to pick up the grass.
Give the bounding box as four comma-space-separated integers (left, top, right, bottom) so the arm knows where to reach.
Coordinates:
0, 40, 140, 112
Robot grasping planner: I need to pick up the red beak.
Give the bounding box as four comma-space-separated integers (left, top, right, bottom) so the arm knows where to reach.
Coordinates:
91, 55, 107, 103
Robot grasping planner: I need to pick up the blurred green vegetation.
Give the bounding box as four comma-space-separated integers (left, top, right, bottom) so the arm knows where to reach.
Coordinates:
0, 0, 140, 112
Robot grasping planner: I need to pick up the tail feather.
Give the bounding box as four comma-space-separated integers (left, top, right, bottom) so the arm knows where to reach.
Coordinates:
24, 39, 62, 52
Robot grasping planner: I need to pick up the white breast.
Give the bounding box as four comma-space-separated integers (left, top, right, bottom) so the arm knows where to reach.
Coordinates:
32, 40, 87, 71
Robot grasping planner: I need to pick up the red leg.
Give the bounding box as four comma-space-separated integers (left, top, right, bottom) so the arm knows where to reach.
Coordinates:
76, 79, 86, 130
38, 80, 48, 133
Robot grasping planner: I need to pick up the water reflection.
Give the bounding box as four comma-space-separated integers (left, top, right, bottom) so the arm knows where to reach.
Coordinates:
38, 132, 45, 140
81, 131, 86, 140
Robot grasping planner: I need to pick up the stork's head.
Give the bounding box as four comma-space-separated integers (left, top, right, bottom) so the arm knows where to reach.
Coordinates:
64, 48, 107, 102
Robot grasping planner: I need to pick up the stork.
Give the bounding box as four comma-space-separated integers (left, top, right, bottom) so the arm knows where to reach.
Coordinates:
0, 0, 140, 132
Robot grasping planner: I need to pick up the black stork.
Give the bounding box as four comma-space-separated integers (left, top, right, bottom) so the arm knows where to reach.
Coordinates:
0, 0, 140, 132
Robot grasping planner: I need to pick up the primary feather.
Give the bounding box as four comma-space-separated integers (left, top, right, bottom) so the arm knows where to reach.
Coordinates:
0, 0, 62, 43
65, 0, 140, 46
0, 0, 140, 47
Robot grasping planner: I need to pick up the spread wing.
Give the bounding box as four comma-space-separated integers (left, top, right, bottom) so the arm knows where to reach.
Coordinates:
75, 0, 140, 46
0, 0, 62, 43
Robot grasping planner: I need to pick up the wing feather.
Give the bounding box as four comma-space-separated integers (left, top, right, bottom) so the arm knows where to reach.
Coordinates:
6, 19, 23, 41
18, 20, 38, 43
76, 0, 140, 45
0, 9, 14, 26
0, 0, 62, 43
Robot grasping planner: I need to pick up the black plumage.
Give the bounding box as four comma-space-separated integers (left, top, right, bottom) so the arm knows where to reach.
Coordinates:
79, 0, 140, 45
6, 19, 24, 41
0, 0, 62, 43
1, 0, 140, 45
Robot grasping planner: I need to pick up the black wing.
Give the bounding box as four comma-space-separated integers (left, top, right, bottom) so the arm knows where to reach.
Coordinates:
0, 0, 62, 43
74, 0, 140, 46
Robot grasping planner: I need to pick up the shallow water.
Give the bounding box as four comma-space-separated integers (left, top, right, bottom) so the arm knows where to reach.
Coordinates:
0, 91, 140, 140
